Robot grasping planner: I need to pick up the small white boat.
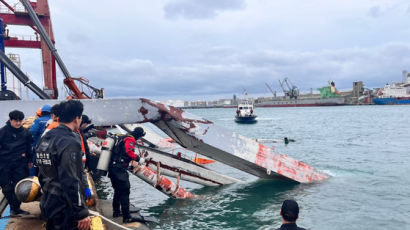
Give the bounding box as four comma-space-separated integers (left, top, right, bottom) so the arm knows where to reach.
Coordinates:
235, 99, 257, 123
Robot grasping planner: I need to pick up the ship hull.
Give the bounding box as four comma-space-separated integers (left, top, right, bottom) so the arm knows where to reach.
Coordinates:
235, 115, 257, 123
373, 97, 410, 105
255, 97, 345, 107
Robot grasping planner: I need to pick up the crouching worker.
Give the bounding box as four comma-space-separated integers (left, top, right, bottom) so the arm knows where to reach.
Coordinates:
109, 127, 145, 223
36, 100, 90, 230
0, 110, 33, 215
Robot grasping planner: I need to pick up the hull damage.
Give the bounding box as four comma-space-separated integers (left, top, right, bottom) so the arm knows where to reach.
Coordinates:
130, 162, 196, 199
117, 124, 239, 186
136, 143, 239, 186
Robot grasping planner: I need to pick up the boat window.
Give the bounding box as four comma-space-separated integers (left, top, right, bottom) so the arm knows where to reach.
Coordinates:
239, 107, 243, 109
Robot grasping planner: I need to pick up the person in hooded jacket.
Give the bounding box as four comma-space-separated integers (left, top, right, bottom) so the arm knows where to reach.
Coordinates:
0, 110, 33, 215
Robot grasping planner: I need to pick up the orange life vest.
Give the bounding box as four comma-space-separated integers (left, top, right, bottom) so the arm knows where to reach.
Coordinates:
77, 129, 87, 162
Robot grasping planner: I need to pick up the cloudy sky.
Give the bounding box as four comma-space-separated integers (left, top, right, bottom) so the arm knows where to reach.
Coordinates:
5, 0, 410, 100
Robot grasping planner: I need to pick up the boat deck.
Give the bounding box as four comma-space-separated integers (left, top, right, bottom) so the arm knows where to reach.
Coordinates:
4, 200, 151, 230
5, 202, 43, 230
2, 172, 151, 230
98, 200, 150, 230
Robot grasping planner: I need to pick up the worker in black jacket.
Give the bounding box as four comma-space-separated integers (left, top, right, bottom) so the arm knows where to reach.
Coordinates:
276, 200, 306, 230
109, 127, 145, 223
0, 110, 33, 216
36, 100, 90, 230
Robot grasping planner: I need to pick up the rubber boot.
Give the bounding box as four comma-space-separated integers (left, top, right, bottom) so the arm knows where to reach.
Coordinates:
113, 211, 122, 218
112, 190, 121, 217
3, 184, 27, 216
10, 209, 30, 216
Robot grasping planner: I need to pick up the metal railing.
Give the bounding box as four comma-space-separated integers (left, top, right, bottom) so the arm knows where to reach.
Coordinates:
7, 33, 39, 41
0, 3, 26, 14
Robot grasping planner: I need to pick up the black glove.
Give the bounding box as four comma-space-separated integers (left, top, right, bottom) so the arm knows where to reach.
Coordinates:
84, 131, 96, 139
83, 124, 95, 133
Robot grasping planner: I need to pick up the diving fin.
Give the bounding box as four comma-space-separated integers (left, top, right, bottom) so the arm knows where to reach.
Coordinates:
127, 213, 159, 224
129, 206, 141, 214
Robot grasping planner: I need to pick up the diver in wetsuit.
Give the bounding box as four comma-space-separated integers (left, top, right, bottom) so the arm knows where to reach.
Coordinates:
108, 127, 145, 223
36, 100, 90, 230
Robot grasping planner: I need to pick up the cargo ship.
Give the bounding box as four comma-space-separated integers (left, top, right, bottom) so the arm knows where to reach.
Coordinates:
373, 70, 410, 105
256, 79, 345, 107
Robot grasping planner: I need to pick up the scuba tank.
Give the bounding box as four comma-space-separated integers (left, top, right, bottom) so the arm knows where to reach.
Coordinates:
95, 136, 115, 176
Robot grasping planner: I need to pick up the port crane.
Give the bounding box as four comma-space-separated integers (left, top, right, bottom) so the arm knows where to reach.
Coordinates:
0, 0, 103, 99
279, 77, 299, 99
265, 82, 276, 97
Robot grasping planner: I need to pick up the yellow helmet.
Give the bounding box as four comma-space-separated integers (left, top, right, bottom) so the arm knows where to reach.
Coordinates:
35, 108, 42, 116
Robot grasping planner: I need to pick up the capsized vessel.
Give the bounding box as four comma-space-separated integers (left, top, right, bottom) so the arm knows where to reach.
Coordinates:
0, 98, 329, 183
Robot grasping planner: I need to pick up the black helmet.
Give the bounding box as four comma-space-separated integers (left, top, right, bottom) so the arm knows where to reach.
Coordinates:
131, 127, 145, 139
81, 115, 92, 125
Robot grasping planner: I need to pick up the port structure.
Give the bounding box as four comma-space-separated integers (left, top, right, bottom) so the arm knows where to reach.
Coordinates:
0, 0, 57, 98
279, 77, 299, 99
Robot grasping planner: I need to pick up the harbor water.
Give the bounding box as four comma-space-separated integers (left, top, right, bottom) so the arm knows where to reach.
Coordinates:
99, 105, 410, 230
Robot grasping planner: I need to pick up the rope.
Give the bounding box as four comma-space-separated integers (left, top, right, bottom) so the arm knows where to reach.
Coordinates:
88, 210, 134, 230
1, 209, 137, 229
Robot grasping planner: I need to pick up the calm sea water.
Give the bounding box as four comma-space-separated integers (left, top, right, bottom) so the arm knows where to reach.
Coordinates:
98, 105, 409, 230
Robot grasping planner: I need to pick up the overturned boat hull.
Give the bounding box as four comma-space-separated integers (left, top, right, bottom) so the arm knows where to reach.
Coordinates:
116, 124, 239, 186
0, 98, 329, 183
136, 144, 239, 186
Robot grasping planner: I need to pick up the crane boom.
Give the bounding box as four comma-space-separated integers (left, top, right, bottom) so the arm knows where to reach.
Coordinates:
278, 79, 287, 95
0, 50, 51, 99
20, 0, 103, 99
265, 83, 276, 97
279, 77, 299, 99
20, 0, 72, 80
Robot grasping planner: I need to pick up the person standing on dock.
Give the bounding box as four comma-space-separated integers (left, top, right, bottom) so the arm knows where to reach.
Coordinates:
30, 105, 51, 147
29, 105, 52, 176
77, 115, 92, 201
109, 127, 145, 223
0, 110, 33, 216
42, 103, 61, 136
36, 100, 90, 230
276, 199, 306, 230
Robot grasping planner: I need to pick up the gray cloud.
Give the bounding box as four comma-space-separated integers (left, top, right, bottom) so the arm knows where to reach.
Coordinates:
367, 2, 409, 18
368, 6, 382, 18
61, 42, 410, 99
7, 1, 410, 101
164, 0, 245, 20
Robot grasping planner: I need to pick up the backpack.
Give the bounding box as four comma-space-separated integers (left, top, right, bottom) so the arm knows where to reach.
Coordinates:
110, 134, 133, 162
